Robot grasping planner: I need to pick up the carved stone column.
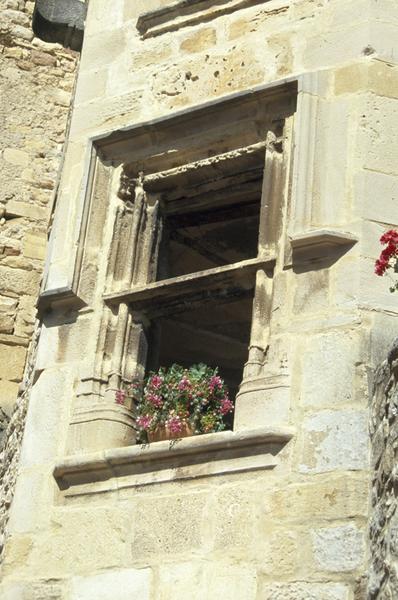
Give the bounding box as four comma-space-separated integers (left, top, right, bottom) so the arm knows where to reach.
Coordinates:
66, 169, 162, 454
234, 128, 292, 430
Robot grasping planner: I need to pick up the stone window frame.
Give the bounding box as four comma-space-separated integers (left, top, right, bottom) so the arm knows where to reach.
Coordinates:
47, 74, 357, 496
104, 136, 279, 393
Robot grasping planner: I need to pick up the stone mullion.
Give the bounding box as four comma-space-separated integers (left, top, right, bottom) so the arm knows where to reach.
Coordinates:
234, 130, 288, 431
243, 268, 273, 381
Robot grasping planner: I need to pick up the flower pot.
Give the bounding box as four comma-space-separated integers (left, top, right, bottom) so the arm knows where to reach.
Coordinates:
148, 422, 194, 443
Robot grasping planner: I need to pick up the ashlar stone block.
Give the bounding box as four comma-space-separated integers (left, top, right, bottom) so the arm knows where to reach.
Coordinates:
267, 476, 369, 522
157, 562, 204, 600
358, 95, 398, 176
355, 169, 398, 224
258, 582, 350, 600
0, 344, 26, 381
311, 524, 365, 572
0, 379, 19, 415
74, 68, 108, 105
27, 507, 133, 578
300, 331, 358, 408
299, 410, 368, 473
204, 561, 257, 600
179, 27, 217, 53
132, 492, 207, 558
0, 580, 66, 600
71, 568, 152, 600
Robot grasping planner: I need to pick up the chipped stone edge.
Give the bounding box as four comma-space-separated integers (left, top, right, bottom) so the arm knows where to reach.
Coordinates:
53, 426, 294, 488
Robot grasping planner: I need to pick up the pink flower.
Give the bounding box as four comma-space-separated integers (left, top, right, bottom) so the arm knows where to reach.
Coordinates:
150, 375, 163, 388
209, 375, 222, 391
147, 393, 163, 408
178, 377, 191, 391
136, 415, 153, 430
166, 415, 183, 434
220, 396, 234, 415
115, 389, 126, 405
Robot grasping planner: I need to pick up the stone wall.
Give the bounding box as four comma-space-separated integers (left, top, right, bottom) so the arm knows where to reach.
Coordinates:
0, 1, 398, 598
369, 339, 398, 599
0, 0, 78, 417
0, 0, 78, 560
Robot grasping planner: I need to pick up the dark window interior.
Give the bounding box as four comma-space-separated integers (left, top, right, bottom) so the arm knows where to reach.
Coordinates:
145, 291, 254, 408
140, 150, 264, 424
145, 148, 265, 281
158, 197, 261, 279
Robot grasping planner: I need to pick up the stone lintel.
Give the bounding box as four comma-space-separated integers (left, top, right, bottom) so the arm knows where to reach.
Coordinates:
32, 0, 87, 51
96, 77, 297, 163
54, 427, 294, 495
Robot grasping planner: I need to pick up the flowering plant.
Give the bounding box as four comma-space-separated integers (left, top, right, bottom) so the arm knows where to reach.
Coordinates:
117, 363, 233, 442
375, 229, 398, 292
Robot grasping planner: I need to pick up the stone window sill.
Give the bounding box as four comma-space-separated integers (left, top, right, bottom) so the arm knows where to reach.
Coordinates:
54, 427, 294, 499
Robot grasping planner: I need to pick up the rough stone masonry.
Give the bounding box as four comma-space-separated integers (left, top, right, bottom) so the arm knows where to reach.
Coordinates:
0, 0, 79, 560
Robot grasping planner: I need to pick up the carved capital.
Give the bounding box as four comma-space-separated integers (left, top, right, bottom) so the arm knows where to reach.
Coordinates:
118, 169, 146, 203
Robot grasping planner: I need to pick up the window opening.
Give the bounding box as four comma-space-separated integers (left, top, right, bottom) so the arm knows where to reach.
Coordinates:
130, 146, 268, 426
145, 291, 254, 416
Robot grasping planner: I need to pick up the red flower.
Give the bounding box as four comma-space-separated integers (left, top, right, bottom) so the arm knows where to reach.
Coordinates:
380, 230, 398, 245
375, 229, 398, 277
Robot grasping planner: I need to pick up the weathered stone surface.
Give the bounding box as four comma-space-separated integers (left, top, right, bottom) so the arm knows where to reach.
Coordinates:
21, 507, 132, 578
268, 476, 369, 521
71, 569, 152, 600
300, 331, 358, 408
0, 345, 26, 382
157, 560, 257, 600
132, 492, 207, 557
300, 410, 368, 473
2, 148, 29, 167
0, 0, 78, 562
0, 408, 10, 448
311, 524, 365, 572
258, 582, 351, 600
0, 380, 19, 416
179, 27, 217, 53
0, 580, 66, 600
0, 266, 41, 296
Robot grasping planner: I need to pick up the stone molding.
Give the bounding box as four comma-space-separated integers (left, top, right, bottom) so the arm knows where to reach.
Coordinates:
54, 426, 294, 497
136, 0, 282, 38
290, 229, 359, 254
39, 77, 297, 309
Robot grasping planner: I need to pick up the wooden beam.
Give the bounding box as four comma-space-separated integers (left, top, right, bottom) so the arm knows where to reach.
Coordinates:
104, 256, 275, 308
170, 230, 226, 266
167, 198, 260, 228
